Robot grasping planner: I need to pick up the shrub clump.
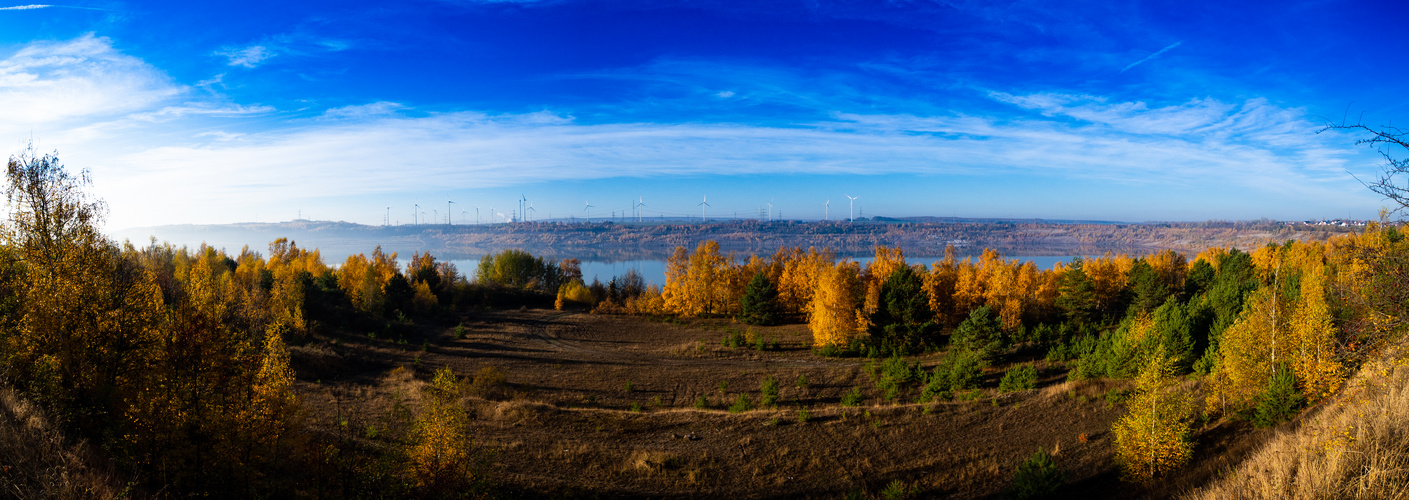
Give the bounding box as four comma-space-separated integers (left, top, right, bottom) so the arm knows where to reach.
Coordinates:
999, 364, 1039, 393
468, 365, 508, 399
760, 376, 780, 407
840, 387, 864, 407
1010, 448, 1064, 499
920, 350, 986, 402
728, 393, 754, 413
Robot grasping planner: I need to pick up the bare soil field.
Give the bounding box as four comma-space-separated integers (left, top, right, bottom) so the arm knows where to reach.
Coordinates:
291, 309, 1277, 498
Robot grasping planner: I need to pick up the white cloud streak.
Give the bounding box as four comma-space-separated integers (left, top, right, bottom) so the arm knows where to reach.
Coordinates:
0, 35, 1373, 229
0, 33, 182, 132
0, 4, 50, 10
219, 45, 274, 68
1121, 41, 1182, 72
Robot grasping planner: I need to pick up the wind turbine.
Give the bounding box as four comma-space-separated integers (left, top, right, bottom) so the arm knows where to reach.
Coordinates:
475, 206, 480, 224
520, 194, 528, 223
386, 206, 391, 226
413, 204, 420, 225
824, 200, 830, 221
845, 194, 859, 223
634, 196, 646, 222
527, 202, 537, 221
461, 210, 468, 224
447, 200, 454, 225
767, 198, 774, 222
698, 195, 711, 221
584, 201, 594, 223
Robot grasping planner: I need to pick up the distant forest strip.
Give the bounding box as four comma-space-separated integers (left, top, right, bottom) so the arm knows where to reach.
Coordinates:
121, 218, 1359, 261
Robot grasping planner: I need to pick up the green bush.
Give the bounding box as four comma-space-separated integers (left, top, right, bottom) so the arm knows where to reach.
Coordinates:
760, 376, 780, 407
797, 407, 810, 424
840, 387, 864, 407
1252, 364, 1304, 428
999, 364, 1039, 393
1010, 448, 1064, 499
869, 355, 924, 402
729, 393, 754, 413
880, 479, 919, 500
920, 350, 986, 402
694, 395, 709, 410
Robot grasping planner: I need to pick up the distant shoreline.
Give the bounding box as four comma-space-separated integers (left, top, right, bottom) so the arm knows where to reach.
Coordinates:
111, 218, 1361, 263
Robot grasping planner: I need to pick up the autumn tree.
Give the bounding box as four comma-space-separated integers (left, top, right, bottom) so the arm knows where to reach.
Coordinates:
1112, 346, 1196, 481
410, 366, 476, 494
1, 144, 164, 435
810, 260, 863, 347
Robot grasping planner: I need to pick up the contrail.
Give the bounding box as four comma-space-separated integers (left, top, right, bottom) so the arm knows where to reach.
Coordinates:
1121, 41, 1182, 73
0, 4, 113, 10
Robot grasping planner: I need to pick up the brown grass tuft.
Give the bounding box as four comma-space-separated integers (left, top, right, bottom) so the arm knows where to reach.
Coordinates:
625, 450, 676, 475
0, 386, 131, 499
1187, 346, 1409, 499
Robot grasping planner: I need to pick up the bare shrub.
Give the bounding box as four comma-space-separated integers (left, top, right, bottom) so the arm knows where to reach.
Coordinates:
468, 365, 509, 400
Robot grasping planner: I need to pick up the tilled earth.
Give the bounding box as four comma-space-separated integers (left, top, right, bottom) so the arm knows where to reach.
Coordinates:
293, 308, 1274, 499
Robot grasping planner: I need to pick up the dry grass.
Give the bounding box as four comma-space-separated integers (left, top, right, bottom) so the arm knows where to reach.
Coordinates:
0, 386, 129, 499
1187, 346, 1409, 499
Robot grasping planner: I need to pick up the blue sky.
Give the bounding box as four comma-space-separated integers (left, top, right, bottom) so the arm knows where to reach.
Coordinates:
1, 0, 1406, 229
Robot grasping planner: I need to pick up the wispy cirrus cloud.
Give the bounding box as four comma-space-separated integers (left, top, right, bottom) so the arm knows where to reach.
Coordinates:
218, 45, 274, 68
0, 33, 182, 130
0, 4, 50, 10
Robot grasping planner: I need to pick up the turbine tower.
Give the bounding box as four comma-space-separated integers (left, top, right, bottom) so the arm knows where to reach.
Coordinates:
698, 195, 711, 221
413, 204, 420, 225
584, 200, 594, 223
447, 200, 454, 225
824, 200, 830, 221
845, 194, 859, 223
634, 196, 647, 222
767, 198, 774, 222
528, 202, 537, 221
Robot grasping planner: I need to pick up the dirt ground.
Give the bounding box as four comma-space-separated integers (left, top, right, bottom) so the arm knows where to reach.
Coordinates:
290, 308, 1275, 499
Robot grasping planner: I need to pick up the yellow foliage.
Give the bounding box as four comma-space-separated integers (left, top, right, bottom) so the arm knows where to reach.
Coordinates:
862, 245, 907, 315
555, 280, 595, 310
1112, 346, 1196, 481
809, 260, 863, 347
410, 367, 473, 489
412, 281, 438, 312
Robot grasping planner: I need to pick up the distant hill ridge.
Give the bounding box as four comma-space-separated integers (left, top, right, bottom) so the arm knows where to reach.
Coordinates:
112, 218, 1358, 262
